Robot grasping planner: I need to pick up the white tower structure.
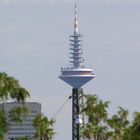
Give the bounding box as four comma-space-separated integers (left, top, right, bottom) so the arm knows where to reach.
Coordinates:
59, 4, 94, 88
59, 5, 95, 140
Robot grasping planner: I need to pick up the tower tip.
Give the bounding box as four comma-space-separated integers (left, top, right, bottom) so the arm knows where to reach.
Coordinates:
74, 4, 78, 34
75, 3, 77, 9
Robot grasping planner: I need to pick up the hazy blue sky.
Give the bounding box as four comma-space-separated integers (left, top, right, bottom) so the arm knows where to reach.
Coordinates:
0, 0, 140, 140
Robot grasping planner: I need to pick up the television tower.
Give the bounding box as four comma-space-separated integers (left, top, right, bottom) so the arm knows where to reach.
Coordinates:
59, 4, 95, 140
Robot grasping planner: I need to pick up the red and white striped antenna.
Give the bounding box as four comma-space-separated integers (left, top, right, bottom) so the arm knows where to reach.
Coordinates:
74, 4, 79, 34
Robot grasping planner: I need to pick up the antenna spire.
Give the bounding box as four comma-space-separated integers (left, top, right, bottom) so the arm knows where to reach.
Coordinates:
74, 4, 78, 34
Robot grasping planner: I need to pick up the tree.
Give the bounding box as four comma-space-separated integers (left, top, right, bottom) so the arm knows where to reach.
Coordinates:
107, 107, 129, 140
124, 112, 140, 140
18, 136, 29, 140
82, 94, 110, 140
33, 113, 55, 140
8, 106, 29, 124
0, 72, 19, 103
0, 72, 30, 104
0, 72, 30, 139
81, 94, 131, 140
131, 112, 140, 133
0, 109, 7, 140
10, 87, 30, 103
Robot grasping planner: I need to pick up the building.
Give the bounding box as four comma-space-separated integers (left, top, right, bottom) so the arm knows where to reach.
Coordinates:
59, 5, 94, 140
0, 102, 41, 140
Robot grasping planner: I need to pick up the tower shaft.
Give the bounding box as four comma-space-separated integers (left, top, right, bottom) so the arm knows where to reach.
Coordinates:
72, 88, 84, 140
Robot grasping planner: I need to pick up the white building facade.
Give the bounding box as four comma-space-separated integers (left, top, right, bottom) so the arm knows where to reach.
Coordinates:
0, 102, 41, 140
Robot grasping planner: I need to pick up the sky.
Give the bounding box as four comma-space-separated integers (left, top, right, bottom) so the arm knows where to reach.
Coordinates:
0, 0, 140, 139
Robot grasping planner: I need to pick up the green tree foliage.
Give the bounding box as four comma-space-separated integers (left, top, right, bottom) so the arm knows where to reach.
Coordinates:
82, 94, 140, 140
18, 136, 29, 140
33, 113, 55, 140
0, 72, 30, 139
8, 106, 29, 124
0, 72, 30, 103
0, 109, 7, 140
82, 94, 110, 140
124, 112, 140, 140
10, 87, 30, 103
0, 72, 19, 102
107, 107, 129, 140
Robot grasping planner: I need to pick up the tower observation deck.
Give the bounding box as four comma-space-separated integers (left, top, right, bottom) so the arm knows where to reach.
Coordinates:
59, 5, 94, 88
59, 4, 95, 140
